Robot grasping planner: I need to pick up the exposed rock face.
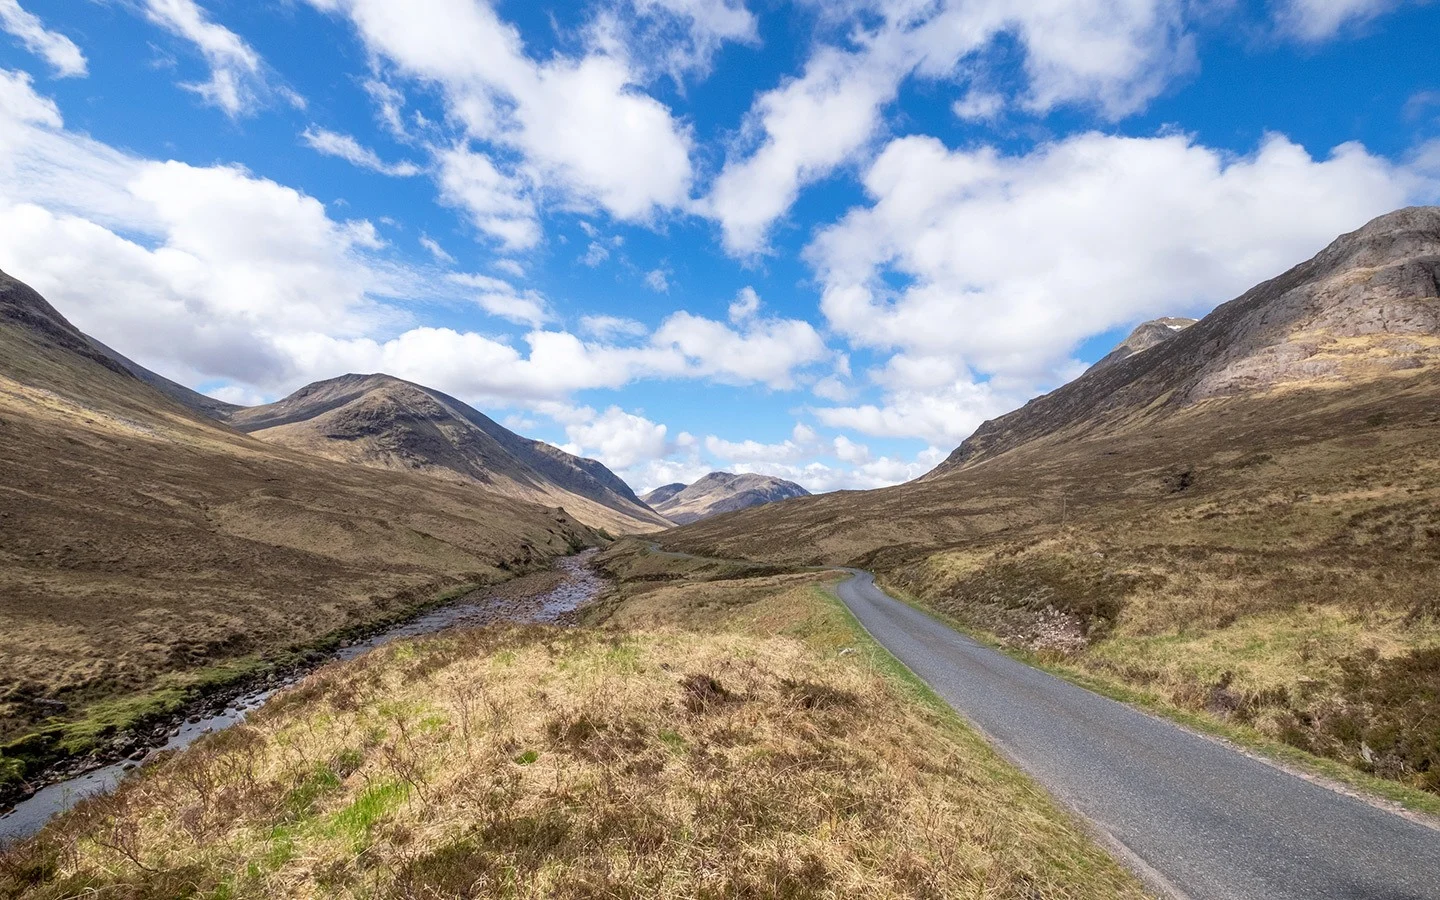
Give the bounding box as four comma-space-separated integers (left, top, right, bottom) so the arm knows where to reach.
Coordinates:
1089, 317, 1197, 373
926, 206, 1440, 478
227, 374, 670, 534
645, 472, 811, 525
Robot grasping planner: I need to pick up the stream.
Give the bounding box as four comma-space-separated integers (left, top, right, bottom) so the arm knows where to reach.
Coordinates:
0, 550, 605, 845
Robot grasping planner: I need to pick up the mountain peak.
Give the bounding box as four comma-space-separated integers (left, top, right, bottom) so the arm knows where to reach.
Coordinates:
1090, 317, 1198, 373
926, 205, 1440, 478
646, 472, 810, 524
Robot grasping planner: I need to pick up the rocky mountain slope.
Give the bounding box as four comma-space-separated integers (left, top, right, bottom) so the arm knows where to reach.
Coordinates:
653, 208, 1440, 792
1088, 316, 1196, 373
642, 472, 810, 524
927, 207, 1440, 477
226, 375, 669, 534
0, 270, 598, 785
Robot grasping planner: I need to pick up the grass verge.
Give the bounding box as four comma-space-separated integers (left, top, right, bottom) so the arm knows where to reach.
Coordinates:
874, 576, 1440, 822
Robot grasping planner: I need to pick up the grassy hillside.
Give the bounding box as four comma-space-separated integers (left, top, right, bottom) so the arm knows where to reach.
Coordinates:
229, 374, 670, 535
659, 210, 1440, 795
0, 542, 1148, 899
0, 273, 600, 795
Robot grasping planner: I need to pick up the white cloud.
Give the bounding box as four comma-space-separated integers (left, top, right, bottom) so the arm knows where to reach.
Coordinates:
301, 126, 422, 177
446, 273, 550, 326
953, 88, 1003, 121
141, 0, 292, 118
581, 241, 610, 267
493, 258, 525, 278
621, 0, 758, 81
644, 268, 670, 292
810, 131, 1430, 382
0, 68, 59, 129
832, 434, 870, 463
652, 310, 828, 389
419, 234, 455, 264
435, 145, 539, 249
561, 406, 671, 469
0, 71, 845, 430
728, 285, 760, 322
580, 314, 647, 339
309, 0, 694, 232
1273, 0, 1406, 41
0, 0, 86, 77
703, 422, 818, 464
705, 0, 1200, 255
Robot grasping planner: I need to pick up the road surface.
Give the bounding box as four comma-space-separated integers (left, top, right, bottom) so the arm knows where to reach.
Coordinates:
834, 569, 1440, 900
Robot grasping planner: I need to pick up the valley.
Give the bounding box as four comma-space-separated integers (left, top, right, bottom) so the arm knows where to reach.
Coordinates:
2, 207, 1440, 898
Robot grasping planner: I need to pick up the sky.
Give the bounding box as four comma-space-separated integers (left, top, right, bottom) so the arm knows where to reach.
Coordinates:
0, 0, 1437, 494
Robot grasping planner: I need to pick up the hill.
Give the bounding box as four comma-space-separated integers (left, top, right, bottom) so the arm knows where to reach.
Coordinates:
225, 375, 669, 534
642, 471, 810, 524
656, 207, 1440, 794
0, 270, 598, 791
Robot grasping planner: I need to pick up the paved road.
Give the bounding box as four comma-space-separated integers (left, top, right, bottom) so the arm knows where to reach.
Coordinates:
834, 569, 1440, 900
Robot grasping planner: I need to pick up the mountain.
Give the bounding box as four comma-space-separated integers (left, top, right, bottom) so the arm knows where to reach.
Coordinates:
225, 374, 670, 534
0, 269, 598, 768
1088, 316, 1197, 373
640, 483, 687, 508
925, 206, 1440, 478
651, 207, 1440, 789
643, 472, 810, 524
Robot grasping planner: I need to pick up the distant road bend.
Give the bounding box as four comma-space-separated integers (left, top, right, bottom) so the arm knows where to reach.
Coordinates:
833, 569, 1440, 900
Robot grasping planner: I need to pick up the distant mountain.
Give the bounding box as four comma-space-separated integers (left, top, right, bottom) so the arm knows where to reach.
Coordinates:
643, 472, 810, 524
227, 374, 670, 534
1089, 317, 1197, 373
641, 483, 687, 508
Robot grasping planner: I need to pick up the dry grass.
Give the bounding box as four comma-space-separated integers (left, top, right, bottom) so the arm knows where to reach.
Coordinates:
0, 546, 1149, 899
0, 334, 597, 795
659, 374, 1440, 794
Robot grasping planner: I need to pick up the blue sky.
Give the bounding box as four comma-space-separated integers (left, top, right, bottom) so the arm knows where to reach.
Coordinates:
0, 0, 1436, 492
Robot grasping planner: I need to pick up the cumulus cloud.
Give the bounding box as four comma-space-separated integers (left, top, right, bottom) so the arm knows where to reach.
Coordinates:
706, 0, 1198, 255
812, 131, 1428, 375
652, 310, 828, 389
0, 0, 86, 77
308, 0, 694, 234
644, 268, 670, 292
141, 0, 297, 117
0, 72, 830, 413
302, 126, 422, 176
435, 145, 539, 249
560, 406, 671, 469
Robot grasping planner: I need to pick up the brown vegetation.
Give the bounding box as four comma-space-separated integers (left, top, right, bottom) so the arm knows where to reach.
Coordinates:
657, 209, 1440, 795
0, 272, 599, 794
0, 543, 1148, 899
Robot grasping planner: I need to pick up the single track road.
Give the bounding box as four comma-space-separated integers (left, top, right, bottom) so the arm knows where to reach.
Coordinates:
834, 569, 1440, 900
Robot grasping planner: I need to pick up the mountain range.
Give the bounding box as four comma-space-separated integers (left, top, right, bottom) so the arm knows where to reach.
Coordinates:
641, 472, 810, 524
